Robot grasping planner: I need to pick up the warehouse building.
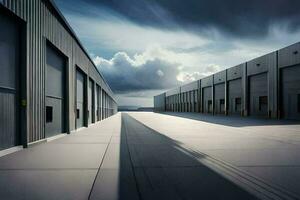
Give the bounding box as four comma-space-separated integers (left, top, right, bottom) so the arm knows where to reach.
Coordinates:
0, 0, 118, 151
154, 42, 300, 121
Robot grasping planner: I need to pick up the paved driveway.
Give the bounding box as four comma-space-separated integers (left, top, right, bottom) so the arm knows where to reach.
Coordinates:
128, 112, 300, 198
0, 112, 299, 200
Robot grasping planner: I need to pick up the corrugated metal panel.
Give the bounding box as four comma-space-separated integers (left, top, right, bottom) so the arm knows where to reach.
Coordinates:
227, 64, 243, 81
166, 87, 180, 97
2, 0, 117, 144
278, 42, 300, 68
213, 71, 226, 84
0, 92, 16, 150
181, 81, 198, 93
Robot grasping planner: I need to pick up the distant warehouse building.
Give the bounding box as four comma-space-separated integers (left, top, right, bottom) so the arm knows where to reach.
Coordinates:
0, 0, 118, 151
154, 42, 300, 121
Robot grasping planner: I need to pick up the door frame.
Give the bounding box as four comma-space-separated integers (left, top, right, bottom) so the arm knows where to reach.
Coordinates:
0, 5, 27, 148
45, 40, 70, 137
75, 66, 88, 129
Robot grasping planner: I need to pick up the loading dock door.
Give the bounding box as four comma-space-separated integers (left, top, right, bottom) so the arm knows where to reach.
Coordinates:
88, 79, 93, 125
76, 70, 85, 128
0, 12, 20, 150
95, 85, 99, 121
214, 84, 225, 114
249, 73, 268, 117
45, 45, 66, 138
228, 79, 242, 115
203, 87, 212, 113
282, 65, 300, 120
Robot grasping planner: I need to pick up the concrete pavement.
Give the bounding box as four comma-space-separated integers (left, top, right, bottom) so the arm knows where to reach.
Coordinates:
128, 112, 300, 199
0, 112, 299, 199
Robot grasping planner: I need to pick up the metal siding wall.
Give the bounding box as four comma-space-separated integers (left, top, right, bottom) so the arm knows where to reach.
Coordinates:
2, 0, 117, 143
156, 42, 300, 120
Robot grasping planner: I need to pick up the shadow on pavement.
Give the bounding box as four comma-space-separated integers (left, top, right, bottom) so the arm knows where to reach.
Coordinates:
112, 113, 260, 200
157, 112, 300, 127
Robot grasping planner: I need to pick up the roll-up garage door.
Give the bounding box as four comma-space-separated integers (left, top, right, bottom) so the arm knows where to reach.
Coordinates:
281, 65, 300, 120
0, 12, 20, 150
88, 79, 94, 125
203, 87, 212, 113
95, 85, 99, 121
228, 79, 242, 115
214, 84, 225, 114
99, 87, 102, 120
76, 70, 85, 129
249, 73, 268, 117
45, 44, 66, 138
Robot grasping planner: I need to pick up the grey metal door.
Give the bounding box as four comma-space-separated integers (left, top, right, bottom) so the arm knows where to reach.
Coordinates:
95, 85, 99, 121
249, 73, 268, 117
76, 70, 85, 128
228, 79, 242, 115
88, 79, 93, 125
0, 12, 20, 150
203, 87, 212, 113
45, 45, 66, 138
282, 65, 300, 120
214, 83, 225, 114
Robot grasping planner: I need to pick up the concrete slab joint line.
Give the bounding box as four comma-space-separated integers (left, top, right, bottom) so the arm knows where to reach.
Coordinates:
88, 124, 114, 200
125, 114, 299, 200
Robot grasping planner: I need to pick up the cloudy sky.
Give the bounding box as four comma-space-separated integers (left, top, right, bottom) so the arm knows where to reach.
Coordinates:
55, 0, 300, 107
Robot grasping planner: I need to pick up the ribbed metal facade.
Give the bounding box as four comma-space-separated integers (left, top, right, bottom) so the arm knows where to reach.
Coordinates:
155, 42, 300, 121
0, 0, 118, 147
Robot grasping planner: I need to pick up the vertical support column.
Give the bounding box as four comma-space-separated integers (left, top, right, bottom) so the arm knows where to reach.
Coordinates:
164, 93, 166, 112
84, 74, 88, 127
198, 80, 201, 113
225, 70, 228, 115
277, 51, 281, 119
65, 59, 70, 134
178, 93, 180, 112
92, 81, 95, 123
212, 75, 215, 115
199, 81, 203, 113
269, 51, 278, 119
99, 87, 102, 120
242, 63, 248, 117
21, 22, 28, 147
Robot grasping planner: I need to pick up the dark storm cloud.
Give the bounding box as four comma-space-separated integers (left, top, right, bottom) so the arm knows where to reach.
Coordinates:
79, 0, 300, 37
95, 52, 182, 93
